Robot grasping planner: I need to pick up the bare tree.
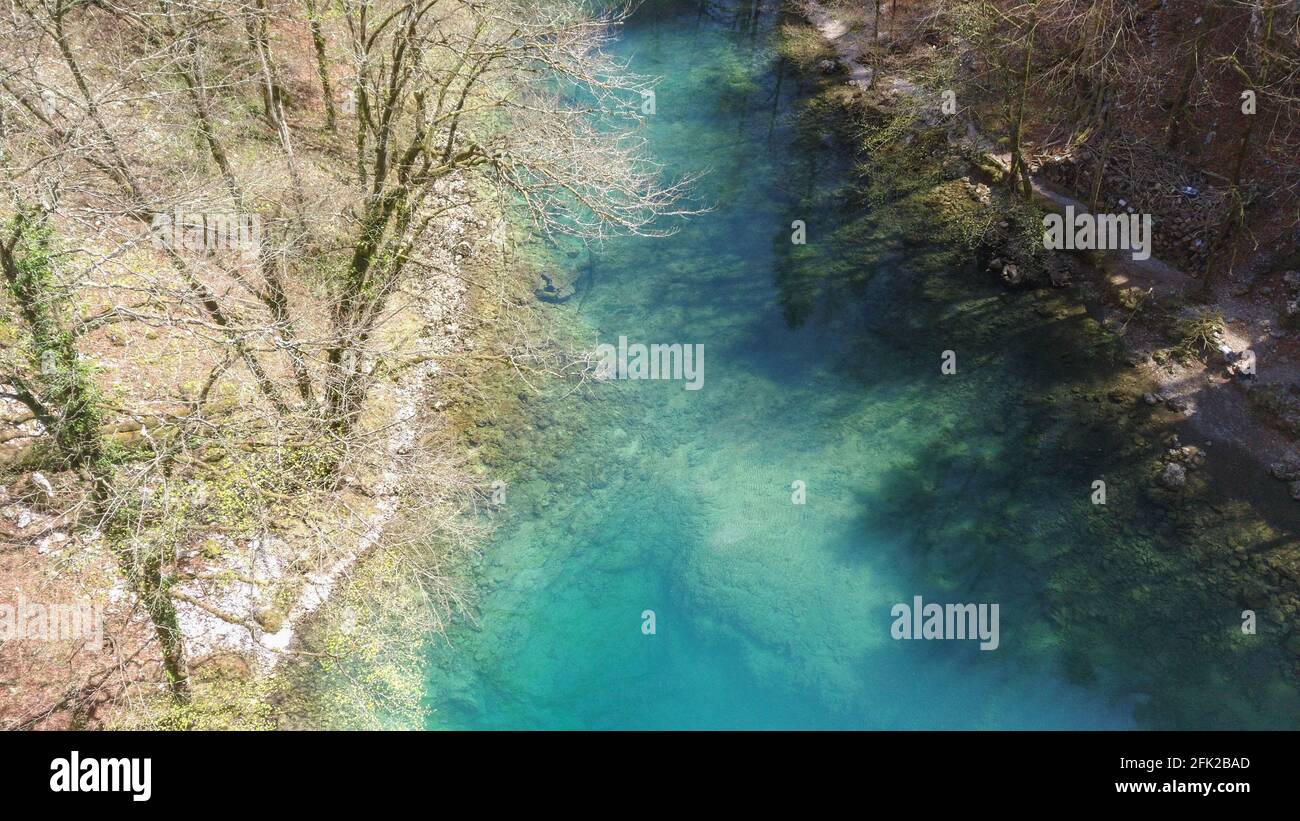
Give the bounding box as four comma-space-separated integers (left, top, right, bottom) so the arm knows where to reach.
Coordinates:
1, 0, 695, 717
322, 0, 698, 432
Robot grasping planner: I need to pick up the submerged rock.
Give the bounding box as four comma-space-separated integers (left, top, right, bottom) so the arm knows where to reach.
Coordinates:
1167, 445, 1206, 469
534, 271, 574, 304
1269, 457, 1300, 481
1159, 462, 1187, 489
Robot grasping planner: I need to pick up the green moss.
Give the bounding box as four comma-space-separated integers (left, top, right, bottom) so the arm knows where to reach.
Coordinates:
143, 660, 277, 731
777, 22, 835, 71
1, 208, 105, 468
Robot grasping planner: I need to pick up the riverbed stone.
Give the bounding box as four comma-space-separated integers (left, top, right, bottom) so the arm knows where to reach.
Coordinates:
1269, 457, 1300, 481
1159, 462, 1187, 489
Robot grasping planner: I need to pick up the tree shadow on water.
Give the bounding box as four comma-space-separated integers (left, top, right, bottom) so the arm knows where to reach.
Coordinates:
845, 416, 1300, 728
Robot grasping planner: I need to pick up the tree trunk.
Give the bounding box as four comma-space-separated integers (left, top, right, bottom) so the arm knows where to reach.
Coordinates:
304, 0, 337, 133
1165, 3, 1220, 151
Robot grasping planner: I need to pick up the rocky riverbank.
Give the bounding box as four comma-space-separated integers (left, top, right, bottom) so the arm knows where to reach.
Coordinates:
788, 0, 1300, 678
0, 176, 495, 729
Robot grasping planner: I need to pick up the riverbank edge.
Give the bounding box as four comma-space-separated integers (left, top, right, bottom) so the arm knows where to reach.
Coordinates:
791, 0, 1293, 474
786, 0, 1300, 676
252, 197, 606, 729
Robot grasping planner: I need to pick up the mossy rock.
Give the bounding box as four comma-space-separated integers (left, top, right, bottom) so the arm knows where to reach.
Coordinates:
255, 606, 285, 634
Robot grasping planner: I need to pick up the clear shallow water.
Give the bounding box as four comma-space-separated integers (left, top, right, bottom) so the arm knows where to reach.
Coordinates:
420, 0, 1299, 729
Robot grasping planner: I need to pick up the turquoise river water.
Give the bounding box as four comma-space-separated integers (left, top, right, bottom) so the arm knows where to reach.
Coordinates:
419, 0, 1300, 729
